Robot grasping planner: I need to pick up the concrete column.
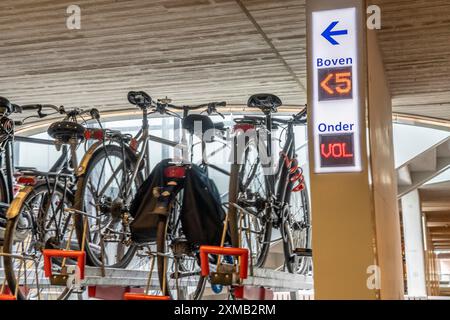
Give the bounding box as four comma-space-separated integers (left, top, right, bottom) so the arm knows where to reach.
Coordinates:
306, 0, 404, 299
401, 191, 427, 297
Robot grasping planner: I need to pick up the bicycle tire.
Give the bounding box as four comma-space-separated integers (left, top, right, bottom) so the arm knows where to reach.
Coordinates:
156, 213, 206, 300
0, 170, 9, 228
227, 137, 272, 268
3, 182, 73, 300
74, 143, 143, 268
282, 185, 311, 274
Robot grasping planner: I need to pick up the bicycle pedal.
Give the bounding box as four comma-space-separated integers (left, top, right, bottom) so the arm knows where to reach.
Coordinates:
71, 287, 85, 294
294, 248, 312, 257
210, 270, 240, 286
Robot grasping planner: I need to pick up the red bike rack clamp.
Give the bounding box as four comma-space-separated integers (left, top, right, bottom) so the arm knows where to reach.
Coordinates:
123, 293, 171, 301
199, 246, 249, 279
43, 249, 86, 280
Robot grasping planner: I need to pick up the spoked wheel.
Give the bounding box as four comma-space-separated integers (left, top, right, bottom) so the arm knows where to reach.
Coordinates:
3, 183, 75, 300
156, 197, 206, 300
74, 144, 143, 268
228, 137, 272, 268
282, 185, 311, 274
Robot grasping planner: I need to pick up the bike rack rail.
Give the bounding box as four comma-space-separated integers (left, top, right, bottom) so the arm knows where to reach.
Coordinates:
123, 293, 171, 300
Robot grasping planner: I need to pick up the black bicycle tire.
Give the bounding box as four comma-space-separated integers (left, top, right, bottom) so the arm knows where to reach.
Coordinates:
227, 138, 272, 268
282, 185, 311, 274
156, 215, 206, 300
73, 143, 142, 268
3, 182, 72, 300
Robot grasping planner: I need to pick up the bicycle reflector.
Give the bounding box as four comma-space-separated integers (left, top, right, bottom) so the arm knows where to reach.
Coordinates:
233, 123, 255, 133
16, 176, 37, 186
164, 166, 186, 179
84, 128, 104, 140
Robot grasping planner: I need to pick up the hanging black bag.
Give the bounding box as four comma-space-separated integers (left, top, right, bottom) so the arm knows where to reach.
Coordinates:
180, 165, 226, 246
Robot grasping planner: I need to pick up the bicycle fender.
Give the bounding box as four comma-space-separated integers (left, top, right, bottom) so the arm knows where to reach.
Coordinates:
6, 186, 34, 219
77, 140, 103, 176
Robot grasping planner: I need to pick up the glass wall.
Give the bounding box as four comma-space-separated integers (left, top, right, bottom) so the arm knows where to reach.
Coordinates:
14, 114, 309, 198
15, 116, 450, 191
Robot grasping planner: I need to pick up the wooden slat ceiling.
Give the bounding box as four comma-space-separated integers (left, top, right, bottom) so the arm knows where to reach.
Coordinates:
372, 0, 450, 119
0, 0, 307, 114
0, 0, 449, 119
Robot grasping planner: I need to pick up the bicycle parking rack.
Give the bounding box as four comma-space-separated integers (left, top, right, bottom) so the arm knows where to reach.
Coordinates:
123, 293, 171, 300
0, 263, 313, 300
43, 249, 86, 285
0, 253, 43, 300
0, 293, 17, 300
200, 246, 249, 286
121, 254, 171, 301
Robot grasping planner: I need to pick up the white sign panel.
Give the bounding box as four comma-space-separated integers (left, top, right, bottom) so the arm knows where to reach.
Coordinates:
311, 8, 362, 173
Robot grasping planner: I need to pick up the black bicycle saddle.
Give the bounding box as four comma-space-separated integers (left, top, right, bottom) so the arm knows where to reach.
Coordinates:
47, 121, 86, 143
182, 114, 224, 142
128, 91, 152, 109
247, 94, 282, 114
0, 97, 13, 114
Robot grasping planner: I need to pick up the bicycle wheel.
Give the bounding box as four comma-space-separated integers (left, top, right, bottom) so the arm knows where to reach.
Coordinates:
156, 197, 206, 300
282, 185, 311, 274
3, 182, 75, 300
228, 136, 272, 268
0, 171, 8, 226
74, 144, 143, 268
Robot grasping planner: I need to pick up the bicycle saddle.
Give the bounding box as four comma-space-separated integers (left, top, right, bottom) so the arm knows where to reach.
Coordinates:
0, 97, 13, 114
128, 91, 152, 109
47, 121, 86, 143
182, 114, 224, 142
247, 93, 282, 114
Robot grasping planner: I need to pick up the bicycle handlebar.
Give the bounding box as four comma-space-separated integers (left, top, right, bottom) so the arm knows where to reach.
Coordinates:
157, 100, 227, 111
239, 108, 307, 126
128, 91, 226, 115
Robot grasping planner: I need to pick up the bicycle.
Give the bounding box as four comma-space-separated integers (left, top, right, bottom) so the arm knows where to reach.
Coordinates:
2, 102, 136, 299
227, 94, 311, 274
125, 91, 229, 300
0, 97, 79, 300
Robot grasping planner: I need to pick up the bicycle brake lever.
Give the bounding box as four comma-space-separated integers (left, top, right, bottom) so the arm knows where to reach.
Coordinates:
165, 109, 182, 120
217, 110, 225, 119
37, 106, 48, 118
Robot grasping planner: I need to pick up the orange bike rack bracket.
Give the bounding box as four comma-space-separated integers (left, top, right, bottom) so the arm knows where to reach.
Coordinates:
0, 294, 16, 300
123, 293, 171, 301
199, 246, 249, 279
43, 249, 86, 280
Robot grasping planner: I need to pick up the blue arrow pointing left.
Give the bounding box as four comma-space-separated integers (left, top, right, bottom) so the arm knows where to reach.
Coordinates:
322, 21, 348, 45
